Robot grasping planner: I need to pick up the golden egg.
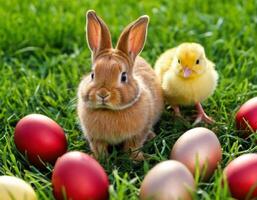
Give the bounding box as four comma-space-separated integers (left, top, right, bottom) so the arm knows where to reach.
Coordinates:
140, 160, 195, 200
0, 176, 37, 200
171, 127, 222, 180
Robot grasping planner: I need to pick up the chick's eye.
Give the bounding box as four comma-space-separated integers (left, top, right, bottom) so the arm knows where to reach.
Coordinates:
178, 59, 181, 64
121, 72, 127, 83
196, 59, 200, 64
91, 72, 94, 80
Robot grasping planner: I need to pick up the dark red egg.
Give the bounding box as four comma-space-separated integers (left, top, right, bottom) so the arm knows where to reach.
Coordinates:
236, 97, 257, 135
224, 153, 257, 200
14, 114, 67, 167
52, 151, 109, 200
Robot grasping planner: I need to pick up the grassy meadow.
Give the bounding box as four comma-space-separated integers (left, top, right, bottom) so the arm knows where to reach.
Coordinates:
1, 0, 257, 199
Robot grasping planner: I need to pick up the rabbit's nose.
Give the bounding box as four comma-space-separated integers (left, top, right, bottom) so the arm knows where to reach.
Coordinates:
96, 90, 110, 100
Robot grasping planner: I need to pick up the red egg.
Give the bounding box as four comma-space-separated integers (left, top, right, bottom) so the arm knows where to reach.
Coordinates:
52, 151, 109, 200
236, 97, 257, 135
224, 153, 257, 200
14, 114, 67, 167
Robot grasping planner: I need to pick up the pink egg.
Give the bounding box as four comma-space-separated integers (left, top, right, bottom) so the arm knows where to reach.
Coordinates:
140, 160, 195, 200
171, 127, 222, 180
52, 151, 109, 200
14, 114, 67, 167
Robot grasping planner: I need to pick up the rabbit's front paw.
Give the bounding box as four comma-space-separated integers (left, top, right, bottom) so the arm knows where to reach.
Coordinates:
131, 151, 145, 161
89, 139, 109, 160
146, 130, 156, 141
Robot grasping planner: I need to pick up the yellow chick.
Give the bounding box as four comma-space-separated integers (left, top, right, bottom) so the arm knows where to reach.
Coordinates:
155, 43, 218, 124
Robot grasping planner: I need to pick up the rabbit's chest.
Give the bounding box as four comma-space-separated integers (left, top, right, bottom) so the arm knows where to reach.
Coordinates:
84, 108, 149, 144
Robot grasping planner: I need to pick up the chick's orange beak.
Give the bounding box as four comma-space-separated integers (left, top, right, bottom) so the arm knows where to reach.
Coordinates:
183, 67, 192, 78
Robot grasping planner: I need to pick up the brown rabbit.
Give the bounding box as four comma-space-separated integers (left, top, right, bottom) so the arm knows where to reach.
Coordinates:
77, 10, 163, 160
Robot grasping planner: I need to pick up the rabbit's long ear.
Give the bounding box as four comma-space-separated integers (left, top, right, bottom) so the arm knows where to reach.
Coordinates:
116, 16, 149, 62
86, 10, 112, 58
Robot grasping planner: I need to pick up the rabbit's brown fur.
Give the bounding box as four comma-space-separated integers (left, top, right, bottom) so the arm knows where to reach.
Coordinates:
77, 10, 163, 160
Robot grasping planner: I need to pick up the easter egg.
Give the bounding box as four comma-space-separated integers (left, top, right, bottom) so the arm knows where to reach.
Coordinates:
0, 176, 37, 200
140, 160, 195, 200
52, 151, 109, 200
236, 97, 257, 135
224, 153, 257, 200
14, 114, 67, 167
171, 127, 222, 180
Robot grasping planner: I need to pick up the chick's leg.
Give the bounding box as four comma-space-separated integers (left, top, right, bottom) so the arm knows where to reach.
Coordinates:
194, 102, 214, 125
173, 105, 182, 117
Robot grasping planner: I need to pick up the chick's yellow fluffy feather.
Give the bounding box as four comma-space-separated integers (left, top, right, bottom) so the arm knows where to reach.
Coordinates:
154, 43, 218, 123
162, 59, 218, 105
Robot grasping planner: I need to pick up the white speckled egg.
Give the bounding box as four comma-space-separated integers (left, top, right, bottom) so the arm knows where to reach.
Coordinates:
0, 176, 37, 200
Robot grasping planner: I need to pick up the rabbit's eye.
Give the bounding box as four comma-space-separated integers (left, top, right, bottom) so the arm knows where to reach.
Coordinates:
91, 72, 94, 80
121, 72, 127, 83
196, 59, 200, 64
178, 59, 181, 64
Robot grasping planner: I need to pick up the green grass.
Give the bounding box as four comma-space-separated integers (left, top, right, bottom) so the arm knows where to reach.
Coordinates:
1, 0, 257, 199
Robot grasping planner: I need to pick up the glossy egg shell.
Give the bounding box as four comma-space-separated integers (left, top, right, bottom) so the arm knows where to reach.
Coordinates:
14, 114, 67, 167
0, 176, 37, 200
140, 160, 195, 200
224, 153, 257, 200
236, 97, 257, 134
52, 151, 109, 200
171, 127, 222, 180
